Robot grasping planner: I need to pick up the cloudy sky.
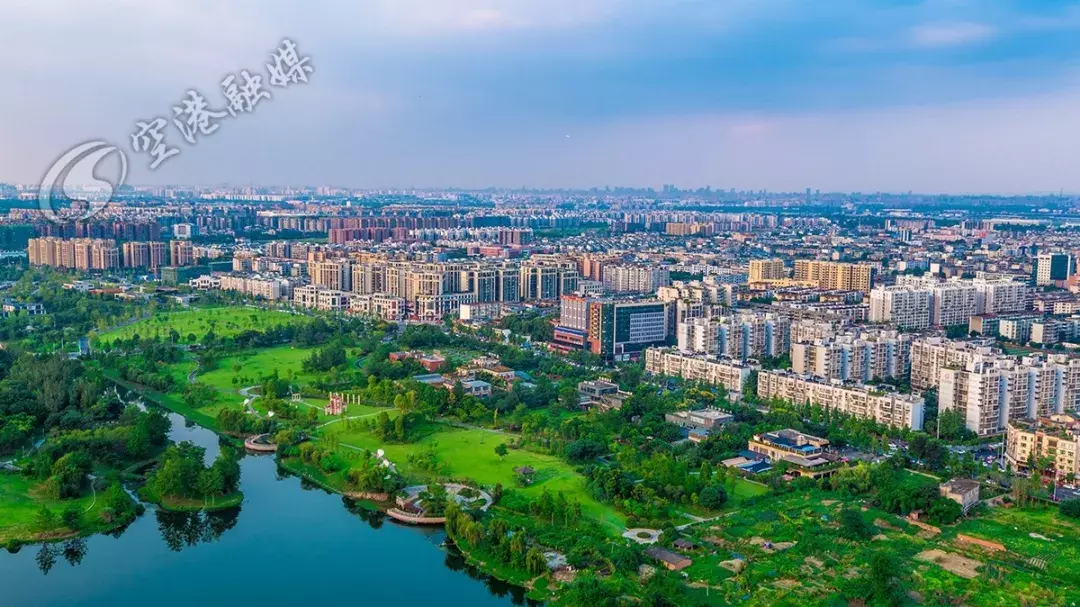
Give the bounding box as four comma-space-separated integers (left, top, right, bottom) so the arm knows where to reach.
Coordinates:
3, 0, 1080, 193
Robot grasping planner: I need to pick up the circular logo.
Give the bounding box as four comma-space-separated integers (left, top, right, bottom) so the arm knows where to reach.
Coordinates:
38, 141, 128, 224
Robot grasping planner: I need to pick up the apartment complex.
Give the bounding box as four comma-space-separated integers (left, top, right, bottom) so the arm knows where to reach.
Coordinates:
121, 241, 167, 270
28, 237, 120, 271
602, 264, 670, 293
793, 260, 874, 293
757, 370, 925, 430
169, 240, 194, 267
791, 329, 913, 383
644, 347, 753, 393
930, 282, 977, 327
973, 278, 1028, 315
910, 337, 997, 391
869, 285, 931, 329
939, 353, 1080, 437
749, 259, 786, 282
1005, 414, 1080, 479
675, 312, 790, 361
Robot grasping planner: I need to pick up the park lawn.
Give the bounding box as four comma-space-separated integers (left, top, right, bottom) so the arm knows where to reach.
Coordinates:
0, 473, 110, 544
681, 478, 771, 522
96, 306, 302, 343
325, 423, 625, 532
197, 345, 320, 391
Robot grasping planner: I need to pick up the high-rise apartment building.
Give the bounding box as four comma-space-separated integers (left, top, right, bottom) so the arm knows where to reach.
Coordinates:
791, 330, 913, 383
602, 265, 671, 294
169, 240, 194, 267
869, 285, 931, 330
940, 354, 1080, 436
749, 259, 786, 282
794, 260, 874, 293
758, 370, 925, 430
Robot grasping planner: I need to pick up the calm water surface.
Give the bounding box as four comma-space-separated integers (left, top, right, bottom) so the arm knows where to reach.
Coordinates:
0, 413, 537, 607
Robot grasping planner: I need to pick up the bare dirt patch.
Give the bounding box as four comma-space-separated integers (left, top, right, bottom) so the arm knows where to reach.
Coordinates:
915, 549, 982, 579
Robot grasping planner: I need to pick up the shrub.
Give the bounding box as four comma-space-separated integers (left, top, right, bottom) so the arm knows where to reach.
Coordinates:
698, 484, 728, 510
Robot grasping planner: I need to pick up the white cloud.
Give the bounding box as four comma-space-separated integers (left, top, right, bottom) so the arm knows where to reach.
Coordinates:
909, 22, 996, 48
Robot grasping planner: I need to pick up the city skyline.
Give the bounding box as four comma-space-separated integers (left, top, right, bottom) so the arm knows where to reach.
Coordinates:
4, 1, 1080, 194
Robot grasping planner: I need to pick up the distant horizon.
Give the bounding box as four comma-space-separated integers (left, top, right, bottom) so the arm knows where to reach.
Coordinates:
6, 2, 1080, 193
6, 182, 1080, 200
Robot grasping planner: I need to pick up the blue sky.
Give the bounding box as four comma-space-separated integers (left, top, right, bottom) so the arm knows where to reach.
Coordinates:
3, 0, 1080, 193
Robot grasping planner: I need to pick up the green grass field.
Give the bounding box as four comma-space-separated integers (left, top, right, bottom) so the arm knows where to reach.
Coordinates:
198, 345, 319, 391
96, 307, 303, 343
0, 473, 109, 544
325, 422, 626, 532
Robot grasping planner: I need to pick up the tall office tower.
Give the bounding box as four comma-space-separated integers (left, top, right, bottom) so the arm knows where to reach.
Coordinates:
1035, 253, 1074, 286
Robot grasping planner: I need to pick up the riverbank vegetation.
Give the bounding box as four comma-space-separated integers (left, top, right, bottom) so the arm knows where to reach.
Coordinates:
138, 442, 242, 512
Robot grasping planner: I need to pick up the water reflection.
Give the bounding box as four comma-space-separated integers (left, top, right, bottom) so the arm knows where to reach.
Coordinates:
342, 498, 386, 529
444, 545, 541, 606
33, 538, 88, 574
1, 402, 539, 607
156, 507, 241, 552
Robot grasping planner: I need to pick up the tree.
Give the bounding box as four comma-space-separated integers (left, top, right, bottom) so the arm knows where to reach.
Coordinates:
839, 508, 873, 540
525, 547, 548, 576
50, 451, 91, 499
35, 505, 57, 531
866, 551, 903, 606
495, 443, 508, 459
1061, 499, 1080, 519
698, 484, 728, 510
61, 504, 82, 530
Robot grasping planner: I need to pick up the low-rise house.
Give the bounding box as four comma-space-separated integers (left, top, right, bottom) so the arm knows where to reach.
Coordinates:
419, 354, 446, 372
665, 408, 733, 436
460, 379, 492, 397
939, 478, 981, 513
577, 379, 632, 412
644, 546, 692, 571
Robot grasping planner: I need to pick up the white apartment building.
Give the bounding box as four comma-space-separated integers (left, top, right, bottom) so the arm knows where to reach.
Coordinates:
791, 330, 913, 383
644, 348, 752, 393
293, 285, 350, 312
674, 312, 790, 361
869, 286, 931, 330
348, 293, 406, 321
602, 265, 670, 294
757, 370, 925, 430
910, 337, 998, 391
930, 283, 976, 327
973, 278, 1028, 315
939, 354, 1080, 437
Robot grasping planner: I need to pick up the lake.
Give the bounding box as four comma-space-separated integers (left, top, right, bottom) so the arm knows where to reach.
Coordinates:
0, 413, 538, 607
